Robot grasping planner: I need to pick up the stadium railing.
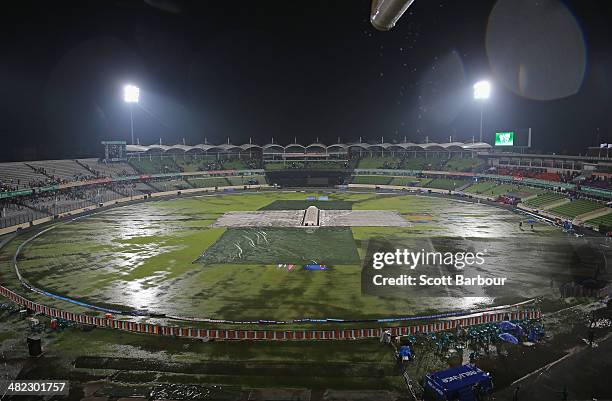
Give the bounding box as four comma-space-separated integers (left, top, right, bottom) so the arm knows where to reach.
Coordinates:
0, 283, 547, 341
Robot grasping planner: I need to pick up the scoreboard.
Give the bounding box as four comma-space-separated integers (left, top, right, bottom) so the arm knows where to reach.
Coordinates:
493, 128, 531, 148
101, 141, 127, 162
495, 132, 514, 146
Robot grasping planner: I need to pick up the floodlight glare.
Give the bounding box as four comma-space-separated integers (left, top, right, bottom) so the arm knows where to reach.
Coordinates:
473, 80, 491, 100
123, 84, 140, 103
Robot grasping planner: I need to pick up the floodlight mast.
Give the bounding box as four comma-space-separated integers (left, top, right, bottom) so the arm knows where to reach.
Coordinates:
473, 80, 491, 143
123, 85, 139, 145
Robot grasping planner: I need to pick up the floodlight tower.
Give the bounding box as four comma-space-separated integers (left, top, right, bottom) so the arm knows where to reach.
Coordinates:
473, 80, 491, 143
123, 84, 140, 145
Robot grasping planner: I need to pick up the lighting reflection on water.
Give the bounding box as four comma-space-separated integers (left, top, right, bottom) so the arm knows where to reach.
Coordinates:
16, 195, 579, 320
431, 198, 527, 238
441, 296, 495, 310
106, 276, 167, 311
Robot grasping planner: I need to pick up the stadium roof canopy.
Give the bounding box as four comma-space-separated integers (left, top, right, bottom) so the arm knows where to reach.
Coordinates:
125, 142, 492, 153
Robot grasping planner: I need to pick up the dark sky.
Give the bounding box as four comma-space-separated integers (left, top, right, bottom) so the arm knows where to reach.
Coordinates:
1, 0, 611, 161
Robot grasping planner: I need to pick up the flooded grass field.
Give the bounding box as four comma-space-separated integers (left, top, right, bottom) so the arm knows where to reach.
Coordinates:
1, 191, 596, 321
1, 191, 611, 400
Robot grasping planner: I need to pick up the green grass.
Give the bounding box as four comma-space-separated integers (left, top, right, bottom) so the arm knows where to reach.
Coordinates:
524, 192, 566, 208
0, 331, 15, 342
463, 182, 539, 197
0, 189, 590, 394
4, 191, 567, 322
487, 184, 541, 197
34, 327, 407, 392
549, 199, 606, 218
586, 211, 612, 229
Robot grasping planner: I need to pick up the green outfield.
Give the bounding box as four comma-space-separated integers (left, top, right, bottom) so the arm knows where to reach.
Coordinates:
1, 191, 567, 323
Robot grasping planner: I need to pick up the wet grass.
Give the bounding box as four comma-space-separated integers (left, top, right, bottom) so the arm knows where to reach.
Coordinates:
2, 192, 605, 399
3, 192, 570, 320
47, 325, 395, 363
0, 330, 15, 342
32, 324, 403, 391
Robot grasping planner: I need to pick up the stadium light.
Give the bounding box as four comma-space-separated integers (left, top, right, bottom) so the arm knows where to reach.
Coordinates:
123, 84, 139, 145
123, 84, 140, 103
473, 80, 491, 142
473, 80, 491, 100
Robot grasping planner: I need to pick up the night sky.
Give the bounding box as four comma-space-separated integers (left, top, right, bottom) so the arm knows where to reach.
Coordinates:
1, 0, 611, 162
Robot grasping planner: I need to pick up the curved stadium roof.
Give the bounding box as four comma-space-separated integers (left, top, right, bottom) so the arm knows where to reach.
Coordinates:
125, 142, 492, 153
